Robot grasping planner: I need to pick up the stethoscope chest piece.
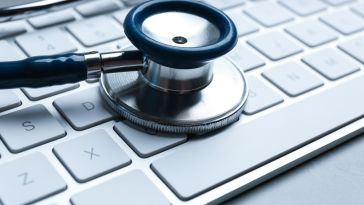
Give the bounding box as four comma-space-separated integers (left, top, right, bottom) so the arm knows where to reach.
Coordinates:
100, 0, 248, 134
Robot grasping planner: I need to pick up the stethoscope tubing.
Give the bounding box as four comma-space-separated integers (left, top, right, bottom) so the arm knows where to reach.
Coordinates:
0, 53, 87, 89
0, 51, 145, 89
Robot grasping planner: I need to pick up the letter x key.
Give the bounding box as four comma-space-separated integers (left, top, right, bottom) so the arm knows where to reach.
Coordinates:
84, 147, 100, 160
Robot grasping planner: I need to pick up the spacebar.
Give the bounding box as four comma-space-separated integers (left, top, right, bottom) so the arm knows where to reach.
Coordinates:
151, 75, 364, 200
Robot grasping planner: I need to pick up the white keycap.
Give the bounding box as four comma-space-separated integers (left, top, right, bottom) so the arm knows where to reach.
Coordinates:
225, 9, 259, 36
278, 0, 327, 16
244, 77, 283, 115
262, 62, 324, 97
54, 130, 131, 182
248, 32, 303, 61
338, 36, 364, 64
121, 0, 147, 6
16, 28, 77, 56
0, 41, 26, 61
0, 105, 66, 153
53, 87, 116, 130
76, 0, 120, 17
302, 49, 360, 80
71, 171, 170, 205
0, 90, 21, 112
227, 42, 265, 72
322, 0, 355, 6
244, 2, 294, 27
285, 21, 338, 47
320, 10, 364, 35
22, 84, 79, 101
204, 0, 245, 9
0, 22, 26, 39
28, 10, 75, 29
113, 8, 132, 25
351, 3, 364, 16
114, 122, 187, 158
0, 153, 67, 205
68, 16, 124, 47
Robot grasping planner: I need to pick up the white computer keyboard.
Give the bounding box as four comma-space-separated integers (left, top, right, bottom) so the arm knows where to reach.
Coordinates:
0, 0, 364, 204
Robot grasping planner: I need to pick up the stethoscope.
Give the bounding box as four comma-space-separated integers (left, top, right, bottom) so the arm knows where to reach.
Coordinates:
0, 0, 248, 135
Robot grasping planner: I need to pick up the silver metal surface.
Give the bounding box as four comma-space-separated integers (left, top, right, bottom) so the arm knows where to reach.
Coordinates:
142, 61, 213, 93
85, 51, 102, 79
141, 11, 221, 47
101, 51, 147, 73
85, 51, 146, 79
100, 57, 248, 134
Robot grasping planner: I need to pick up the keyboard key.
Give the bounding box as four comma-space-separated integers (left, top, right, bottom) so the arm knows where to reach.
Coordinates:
278, 0, 327, 16
53, 87, 116, 131
338, 36, 364, 64
0, 153, 67, 205
67, 16, 124, 47
22, 84, 79, 101
0, 105, 66, 153
302, 49, 360, 80
351, 3, 364, 16
248, 32, 303, 61
121, 0, 147, 6
285, 21, 338, 47
151, 74, 364, 200
111, 38, 134, 51
204, 0, 245, 9
0, 90, 21, 112
0, 22, 26, 39
320, 10, 364, 35
227, 42, 265, 72
244, 2, 294, 27
28, 10, 75, 29
322, 0, 354, 6
263, 62, 324, 97
0, 41, 26, 61
243, 77, 283, 115
114, 122, 187, 158
113, 8, 132, 25
225, 9, 259, 36
71, 170, 169, 205
54, 130, 131, 182
76, 0, 120, 17
16, 28, 77, 56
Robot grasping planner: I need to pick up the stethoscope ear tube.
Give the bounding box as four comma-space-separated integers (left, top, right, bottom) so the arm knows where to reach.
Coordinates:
0, 53, 87, 89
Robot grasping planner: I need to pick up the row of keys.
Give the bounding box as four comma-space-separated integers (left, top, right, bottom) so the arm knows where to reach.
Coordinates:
2, 2, 363, 60
0, 87, 188, 157
207, 0, 353, 11
0, 0, 360, 42
226, 7, 364, 53
230, 38, 361, 115
0, 152, 169, 205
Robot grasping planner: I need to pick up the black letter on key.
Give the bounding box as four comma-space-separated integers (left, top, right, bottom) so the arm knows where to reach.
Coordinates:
82, 102, 95, 111
18, 172, 34, 186
22, 121, 35, 131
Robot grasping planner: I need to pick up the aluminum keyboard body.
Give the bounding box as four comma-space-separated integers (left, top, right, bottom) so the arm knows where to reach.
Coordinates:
1, 0, 364, 204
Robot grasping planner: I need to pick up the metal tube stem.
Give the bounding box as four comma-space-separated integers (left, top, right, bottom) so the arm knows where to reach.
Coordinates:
85, 51, 146, 79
